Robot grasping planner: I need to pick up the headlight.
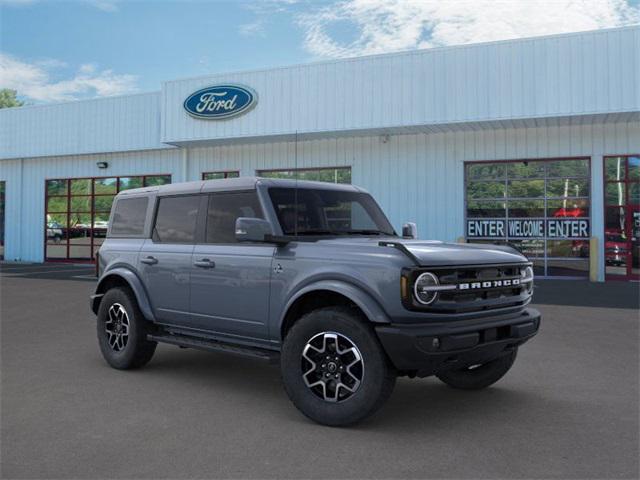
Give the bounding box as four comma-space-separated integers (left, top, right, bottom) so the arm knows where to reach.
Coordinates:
413, 272, 440, 305
521, 266, 534, 293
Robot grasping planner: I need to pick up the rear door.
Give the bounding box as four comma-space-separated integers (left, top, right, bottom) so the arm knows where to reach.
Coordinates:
189, 190, 274, 342
138, 194, 201, 324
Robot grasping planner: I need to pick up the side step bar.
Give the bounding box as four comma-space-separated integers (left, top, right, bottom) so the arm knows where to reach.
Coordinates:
147, 332, 280, 363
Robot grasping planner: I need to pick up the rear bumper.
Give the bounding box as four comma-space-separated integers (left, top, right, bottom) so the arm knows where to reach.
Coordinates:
375, 308, 541, 377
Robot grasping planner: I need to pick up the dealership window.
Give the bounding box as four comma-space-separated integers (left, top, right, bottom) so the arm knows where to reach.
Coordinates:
465, 159, 591, 277
258, 167, 351, 184
603, 155, 639, 280
202, 171, 240, 180
45, 175, 171, 261
0, 181, 5, 260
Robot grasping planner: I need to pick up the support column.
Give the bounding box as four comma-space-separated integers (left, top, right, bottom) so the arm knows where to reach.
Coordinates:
591, 155, 605, 282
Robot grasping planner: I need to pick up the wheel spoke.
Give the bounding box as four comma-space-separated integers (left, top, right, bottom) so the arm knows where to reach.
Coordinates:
104, 303, 129, 353
300, 331, 364, 403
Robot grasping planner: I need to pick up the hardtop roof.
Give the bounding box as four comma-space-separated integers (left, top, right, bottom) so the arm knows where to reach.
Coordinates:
116, 176, 363, 197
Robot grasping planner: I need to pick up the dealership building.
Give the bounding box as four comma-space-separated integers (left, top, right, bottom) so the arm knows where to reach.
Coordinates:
0, 26, 638, 281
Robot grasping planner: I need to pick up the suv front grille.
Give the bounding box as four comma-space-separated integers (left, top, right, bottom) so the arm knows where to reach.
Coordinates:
406, 263, 532, 314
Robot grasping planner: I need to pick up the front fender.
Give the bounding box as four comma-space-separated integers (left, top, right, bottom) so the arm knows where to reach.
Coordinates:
92, 267, 155, 322
280, 279, 391, 330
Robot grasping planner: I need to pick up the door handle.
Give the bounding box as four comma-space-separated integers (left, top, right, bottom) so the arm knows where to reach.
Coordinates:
193, 258, 215, 268
140, 256, 158, 265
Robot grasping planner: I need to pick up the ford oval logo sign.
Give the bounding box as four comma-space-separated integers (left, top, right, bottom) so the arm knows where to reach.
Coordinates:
183, 84, 257, 120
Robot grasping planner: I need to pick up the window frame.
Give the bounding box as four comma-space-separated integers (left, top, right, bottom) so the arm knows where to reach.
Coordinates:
464, 157, 592, 278
44, 174, 171, 262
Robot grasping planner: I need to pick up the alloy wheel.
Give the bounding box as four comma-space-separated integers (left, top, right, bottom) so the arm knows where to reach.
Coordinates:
105, 303, 130, 352
301, 332, 364, 402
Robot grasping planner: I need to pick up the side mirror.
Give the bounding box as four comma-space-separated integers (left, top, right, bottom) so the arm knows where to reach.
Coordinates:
235, 217, 272, 243
402, 222, 418, 239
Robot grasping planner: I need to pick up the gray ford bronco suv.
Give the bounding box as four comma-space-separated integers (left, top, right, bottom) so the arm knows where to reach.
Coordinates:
91, 177, 540, 426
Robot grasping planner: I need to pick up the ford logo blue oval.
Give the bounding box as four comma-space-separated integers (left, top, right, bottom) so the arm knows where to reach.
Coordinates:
183, 84, 257, 120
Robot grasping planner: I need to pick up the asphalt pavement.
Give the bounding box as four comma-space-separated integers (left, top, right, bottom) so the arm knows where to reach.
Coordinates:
1, 263, 638, 479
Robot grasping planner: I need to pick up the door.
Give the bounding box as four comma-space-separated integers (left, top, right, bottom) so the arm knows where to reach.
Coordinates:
189, 191, 274, 342
604, 156, 639, 280
139, 194, 201, 323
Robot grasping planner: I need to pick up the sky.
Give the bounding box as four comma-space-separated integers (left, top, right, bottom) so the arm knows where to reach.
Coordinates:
1, 0, 639, 104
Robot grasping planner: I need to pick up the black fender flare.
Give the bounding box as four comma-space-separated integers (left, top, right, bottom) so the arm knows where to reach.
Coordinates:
278, 279, 391, 338
92, 268, 155, 322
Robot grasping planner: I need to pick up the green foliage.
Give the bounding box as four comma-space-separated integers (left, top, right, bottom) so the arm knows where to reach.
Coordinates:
0, 89, 24, 109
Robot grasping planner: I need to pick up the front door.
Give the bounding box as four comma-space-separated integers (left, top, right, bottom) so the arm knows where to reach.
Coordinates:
189, 191, 274, 343
138, 194, 201, 323
604, 156, 639, 280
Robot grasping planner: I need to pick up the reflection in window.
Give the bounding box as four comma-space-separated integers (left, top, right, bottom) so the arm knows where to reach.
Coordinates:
153, 195, 199, 243
466, 163, 506, 180
507, 200, 545, 217
466, 181, 505, 199
465, 158, 591, 277
202, 171, 240, 180
547, 159, 589, 178
629, 156, 639, 181
605, 157, 625, 181
546, 179, 589, 198
547, 199, 589, 218
45, 175, 171, 261
466, 201, 506, 218
507, 180, 545, 198
506, 161, 545, 179
605, 183, 625, 206
259, 167, 351, 184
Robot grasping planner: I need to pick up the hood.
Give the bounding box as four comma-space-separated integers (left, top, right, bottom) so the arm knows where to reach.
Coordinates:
397, 239, 527, 266
314, 237, 528, 267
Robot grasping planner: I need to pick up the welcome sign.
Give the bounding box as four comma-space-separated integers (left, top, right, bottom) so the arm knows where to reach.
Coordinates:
184, 84, 257, 119
467, 219, 590, 239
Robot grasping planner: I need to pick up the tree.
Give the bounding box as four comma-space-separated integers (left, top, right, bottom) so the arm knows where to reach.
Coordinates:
0, 89, 24, 109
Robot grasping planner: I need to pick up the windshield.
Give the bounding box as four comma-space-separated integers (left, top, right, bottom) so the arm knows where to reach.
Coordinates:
268, 187, 396, 236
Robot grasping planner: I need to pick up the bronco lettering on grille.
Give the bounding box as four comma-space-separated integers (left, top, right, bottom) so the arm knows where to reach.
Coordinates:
458, 278, 521, 290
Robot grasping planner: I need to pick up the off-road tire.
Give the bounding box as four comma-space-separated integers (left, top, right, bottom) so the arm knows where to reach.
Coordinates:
281, 306, 396, 426
436, 348, 518, 390
97, 287, 157, 370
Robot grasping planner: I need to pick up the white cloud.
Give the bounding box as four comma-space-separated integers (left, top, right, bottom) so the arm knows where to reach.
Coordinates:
298, 0, 640, 58
239, 19, 266, 36
0, 53, 138, 102
85, 0, 119, 12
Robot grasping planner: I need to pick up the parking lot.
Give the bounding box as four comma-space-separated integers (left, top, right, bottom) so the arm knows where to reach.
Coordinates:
1, 263, 638, 479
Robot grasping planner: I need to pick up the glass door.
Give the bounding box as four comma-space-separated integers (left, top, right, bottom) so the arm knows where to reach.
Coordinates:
604, 156, 639, 280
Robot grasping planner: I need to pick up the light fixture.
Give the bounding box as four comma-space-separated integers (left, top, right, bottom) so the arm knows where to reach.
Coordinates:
96, 161, 108, 169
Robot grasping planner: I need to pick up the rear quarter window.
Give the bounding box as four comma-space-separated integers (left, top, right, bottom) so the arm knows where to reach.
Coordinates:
109, 197, 148, 236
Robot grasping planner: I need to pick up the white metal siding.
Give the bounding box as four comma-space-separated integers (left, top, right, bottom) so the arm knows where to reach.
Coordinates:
162, 27, 639, 145
0, 149, 183, 262
1, 121, 637, 280
0, 92, 168, 160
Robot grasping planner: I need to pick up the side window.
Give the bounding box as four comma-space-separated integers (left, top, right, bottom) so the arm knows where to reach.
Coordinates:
110, 197, 148, 236
153, 195, 200, 243
206, 191, 263, 243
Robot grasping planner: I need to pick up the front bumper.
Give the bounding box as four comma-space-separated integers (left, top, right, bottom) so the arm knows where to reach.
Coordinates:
375, 308, 540, 377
